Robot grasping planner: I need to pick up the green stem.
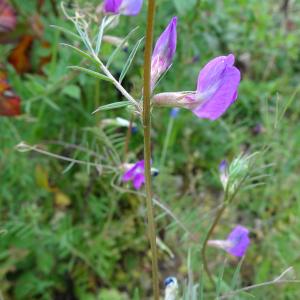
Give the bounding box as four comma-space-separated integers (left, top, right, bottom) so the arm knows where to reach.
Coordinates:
143, 1, 159, 300
201, 204, 226, 287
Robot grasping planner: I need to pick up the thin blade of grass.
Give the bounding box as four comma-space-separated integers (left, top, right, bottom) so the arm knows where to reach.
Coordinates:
119, 37, 144, 83
230, 257, 244, 291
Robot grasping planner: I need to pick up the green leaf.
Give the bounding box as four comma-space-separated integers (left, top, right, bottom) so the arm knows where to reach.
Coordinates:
95, 17, 107, 55
92, 101, 132, 114
44, 97, 60, 111
60, 43, 96, 62
62, 85, 81, 99
68, 66, 112, 83
106, 26, 139, 68
119, 37, 144, 84
50, 25, 81, 40
230, 257, 244, 290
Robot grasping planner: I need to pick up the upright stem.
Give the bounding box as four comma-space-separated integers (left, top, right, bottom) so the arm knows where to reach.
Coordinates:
201, 204, 226, 287
142, 1, 159, 300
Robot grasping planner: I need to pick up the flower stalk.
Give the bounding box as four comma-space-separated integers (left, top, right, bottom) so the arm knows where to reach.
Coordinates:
201, 204, 226, 287
142, 1, 159, 300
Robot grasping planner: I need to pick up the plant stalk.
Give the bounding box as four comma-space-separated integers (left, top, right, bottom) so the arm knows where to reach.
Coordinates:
201, 204, 226, 287
143, 1, 159, 300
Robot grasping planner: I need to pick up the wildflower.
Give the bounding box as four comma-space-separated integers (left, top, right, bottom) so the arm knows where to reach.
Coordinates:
208, 225, 250, 257
152, 54, 241, 120
170, 107, 179, 118
151, 17, 177, 90
103, 0, 143, 16
122, 160, 159, 190
164, 277, 178, 300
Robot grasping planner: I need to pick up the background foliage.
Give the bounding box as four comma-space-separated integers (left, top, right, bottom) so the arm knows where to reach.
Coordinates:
1, 0, 300, 299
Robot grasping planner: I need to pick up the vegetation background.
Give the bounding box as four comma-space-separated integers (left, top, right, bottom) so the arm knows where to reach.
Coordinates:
1, 0, 300, 299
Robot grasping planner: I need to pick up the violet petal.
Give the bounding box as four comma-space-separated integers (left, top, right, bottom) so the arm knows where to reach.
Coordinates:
226, 225, 250, 257
151, 16, 177, 88
120, 0, 143, 15
192, 54, 240, 120
103, 0, 122, 14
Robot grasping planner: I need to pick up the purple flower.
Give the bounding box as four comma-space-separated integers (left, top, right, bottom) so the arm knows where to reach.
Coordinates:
122, 160, 146, 190
151, 17, 177, 90
122, 160, 159, 189
191, 54, 240, 120
226, 225, 250, 257
208, 225, 250, 257
152, 54, 241, 121
103, 0, 143, 16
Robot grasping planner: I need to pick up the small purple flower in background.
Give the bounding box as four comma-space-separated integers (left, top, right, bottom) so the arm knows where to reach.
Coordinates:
122, 160, 146, 189
103, 0, 143, 16
122, 160, 158, 189
170, 107, 179, 118
208, 225, 250, 257
152, 54, 241, 121
151, 17, 177, 90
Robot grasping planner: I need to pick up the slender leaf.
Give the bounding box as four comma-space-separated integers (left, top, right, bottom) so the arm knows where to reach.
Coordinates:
216, 259, 227, 298
119, 37, 144, 83
74, 22, 94, 54
95, 17, 107, 55
92, 101, 132, 114
68, 66, 112, 83
50, 25, 81, 40
44, 97, 60, 111
106, 26, 139, 68
60, 43, 96, 62
199, 265, 204, 300
230, 257, 244, 290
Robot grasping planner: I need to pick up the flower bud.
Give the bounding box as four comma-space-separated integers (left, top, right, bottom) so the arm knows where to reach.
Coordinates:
151, 17, 177, 90
219, 154, 250, 196
219, 160, 229, 190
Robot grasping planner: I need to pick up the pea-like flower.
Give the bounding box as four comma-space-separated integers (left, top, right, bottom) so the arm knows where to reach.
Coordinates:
103, 0, 143, 16
122, 160, 159, 190
151, 16, 177, 90
208, 225, 250, 257
152, 54, 241, 120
